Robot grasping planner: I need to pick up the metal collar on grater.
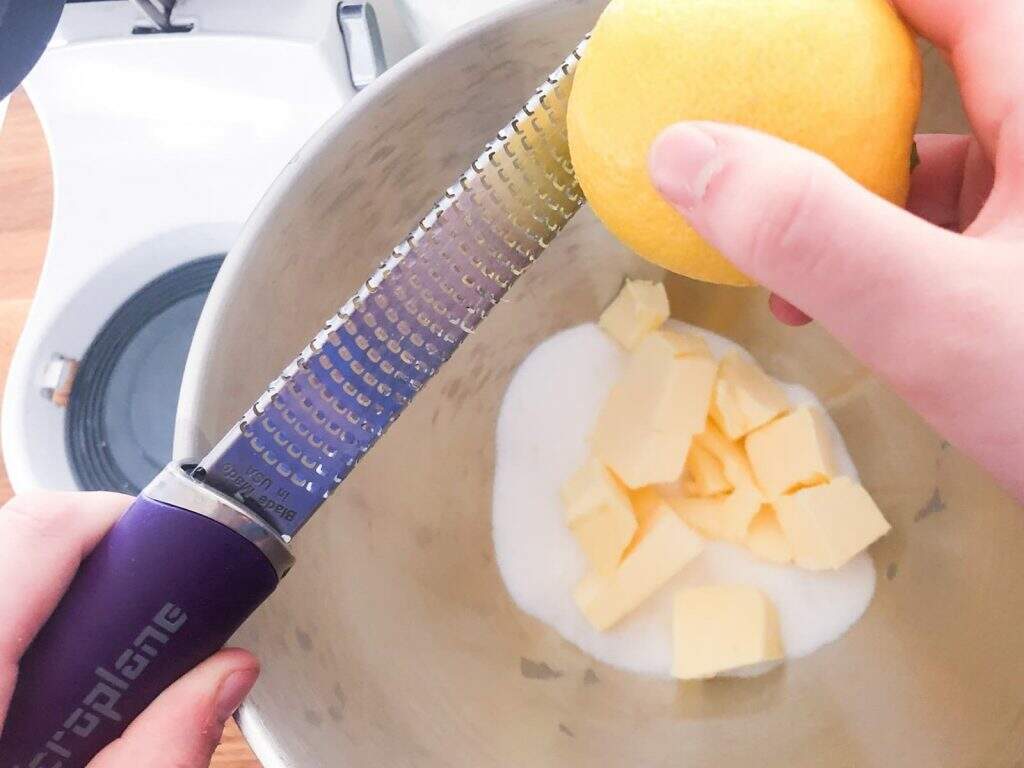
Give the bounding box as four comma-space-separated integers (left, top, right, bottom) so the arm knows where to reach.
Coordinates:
197, 40, 588, 539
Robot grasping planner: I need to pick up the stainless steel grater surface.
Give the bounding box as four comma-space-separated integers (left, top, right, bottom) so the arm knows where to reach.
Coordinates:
197, 41, 588, 538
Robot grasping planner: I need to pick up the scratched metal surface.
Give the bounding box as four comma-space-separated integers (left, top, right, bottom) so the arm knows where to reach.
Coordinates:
198, 43, 586, 538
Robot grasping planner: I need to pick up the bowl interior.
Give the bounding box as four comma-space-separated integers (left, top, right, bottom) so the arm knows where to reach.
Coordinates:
177, 3, 1024, 765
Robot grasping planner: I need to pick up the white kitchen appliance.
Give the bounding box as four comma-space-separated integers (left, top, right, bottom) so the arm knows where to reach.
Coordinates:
1, 0, 419, 494
394, 0, 527, 44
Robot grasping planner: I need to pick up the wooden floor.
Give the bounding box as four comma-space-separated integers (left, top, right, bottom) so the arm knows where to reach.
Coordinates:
0, 89, 260, 767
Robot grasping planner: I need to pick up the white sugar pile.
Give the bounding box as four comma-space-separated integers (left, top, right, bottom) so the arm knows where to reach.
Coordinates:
491, 321, 876, 679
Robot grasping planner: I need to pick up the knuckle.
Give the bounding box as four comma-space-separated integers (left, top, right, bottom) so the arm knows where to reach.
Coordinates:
748, 162, 826, 273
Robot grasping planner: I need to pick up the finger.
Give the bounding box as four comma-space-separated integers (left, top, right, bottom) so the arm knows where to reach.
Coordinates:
959, 137, 997, 230
969, 107, 1024, 235
89, 648, 258, 768
906, 133, 971, 229
893, 0, 1024, 162
649, 122, 1024, 500
0, 492, 129, 721
647, 122, 989, 378
906, 134, 997, 232
768, 294, 811, 326
767, 134, 985, 328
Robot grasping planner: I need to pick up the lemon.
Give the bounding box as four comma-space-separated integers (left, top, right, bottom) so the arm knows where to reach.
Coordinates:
567, 0, 922, 286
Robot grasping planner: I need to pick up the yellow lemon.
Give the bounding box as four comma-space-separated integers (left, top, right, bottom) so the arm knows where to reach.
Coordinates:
567, 0, 922, 286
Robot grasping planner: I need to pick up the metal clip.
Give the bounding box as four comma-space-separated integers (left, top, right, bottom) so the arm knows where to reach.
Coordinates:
40, 354, 78, 407
131, 0, 193, 35
337, 3, 387, 91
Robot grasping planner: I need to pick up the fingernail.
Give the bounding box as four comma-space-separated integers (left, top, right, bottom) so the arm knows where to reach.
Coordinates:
649, 124, 722, 210
215, 668, 259, 721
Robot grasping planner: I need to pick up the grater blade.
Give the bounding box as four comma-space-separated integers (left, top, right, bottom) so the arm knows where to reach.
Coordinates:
196, 40, 588, 538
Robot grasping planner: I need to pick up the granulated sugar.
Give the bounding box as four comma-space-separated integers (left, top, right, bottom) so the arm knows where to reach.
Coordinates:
492, 322, 876, 679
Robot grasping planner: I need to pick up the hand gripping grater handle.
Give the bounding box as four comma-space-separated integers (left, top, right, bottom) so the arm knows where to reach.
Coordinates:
0, 465, 293, 768
0, 42, 586, 768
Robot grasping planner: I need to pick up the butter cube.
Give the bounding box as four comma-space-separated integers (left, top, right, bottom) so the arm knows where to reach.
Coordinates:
744, 507, 794, 564
694, 422, 759, 490
641, 328, 712, 360
710, 351, 791, 440
574, 507, 704, 631
672, 585, 784, 679
593, 430, 694, 491
626, 332, 718, 435
592, 336, 717, 488
683, 442, 732, 497
773, 477, 891, 570
622, 332, 719, 434
628, 486, 669, 532
561, 458, 632, 525
745, 406, 836, 498
664, 483, 762, 543
625, 486, 690, 557
561, 459, 638, 575
598, 279, 670, 350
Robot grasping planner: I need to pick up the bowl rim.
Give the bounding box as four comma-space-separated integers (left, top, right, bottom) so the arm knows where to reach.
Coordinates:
173, 0, 587, 764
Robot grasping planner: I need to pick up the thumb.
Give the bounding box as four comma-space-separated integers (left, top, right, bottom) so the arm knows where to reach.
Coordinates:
647, 122, 989, 371
88, 648, 258, 768
647, 122, 1024, 501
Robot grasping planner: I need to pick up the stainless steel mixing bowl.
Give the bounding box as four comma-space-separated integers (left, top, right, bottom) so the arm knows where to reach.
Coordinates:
176, 2, 1024, 765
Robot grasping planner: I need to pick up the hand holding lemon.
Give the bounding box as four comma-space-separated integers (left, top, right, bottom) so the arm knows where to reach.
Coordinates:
568, 0, 1024, 501
568, 0, 922, 286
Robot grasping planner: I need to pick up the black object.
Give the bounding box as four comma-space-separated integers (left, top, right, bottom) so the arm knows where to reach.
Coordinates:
66, 255, 225, 494
0, 0, 66, 100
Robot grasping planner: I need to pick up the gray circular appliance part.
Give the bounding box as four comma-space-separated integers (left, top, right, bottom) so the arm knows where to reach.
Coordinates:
66, 255, 224, 494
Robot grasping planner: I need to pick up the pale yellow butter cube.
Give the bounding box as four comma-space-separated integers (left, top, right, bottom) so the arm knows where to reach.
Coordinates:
664, 484, 762, 543
683, 441, 732, 497
561, 458, 631, 524
773, 477, 891, 570
628, 486, 669, 532
623, 333, 719, 436
598, 279, 670, 350
570, 514, 639, 577
658, 355, 718, 439
574, 508, 704, 631
709, 351, 791, 440
591, 337, 717, 489
561, 459, 637, 575
672, 585, 784, 679
744, 507, 794, 564
640, 328, 712, 360
592, 430, 694, 490
694, 422, 759, 490
745, 406, 836, 498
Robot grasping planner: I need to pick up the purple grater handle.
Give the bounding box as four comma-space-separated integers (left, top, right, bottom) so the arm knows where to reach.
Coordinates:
0, 465, 292, 768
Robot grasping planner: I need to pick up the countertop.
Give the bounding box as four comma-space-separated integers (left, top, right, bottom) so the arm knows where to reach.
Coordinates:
0, 88, 260, 768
